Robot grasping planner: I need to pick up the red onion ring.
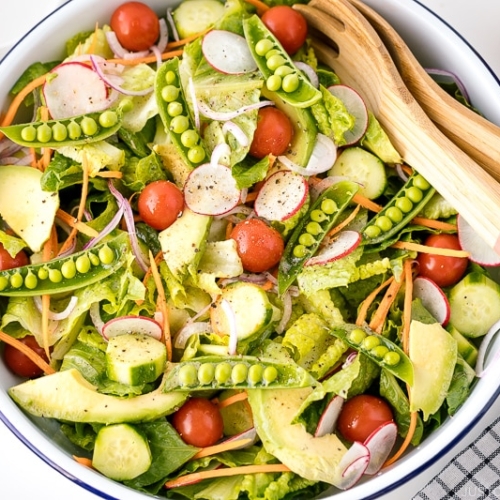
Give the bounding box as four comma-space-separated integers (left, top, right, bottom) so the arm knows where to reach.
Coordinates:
222, 121, 249, 147
197, 100, 274, 122
294, 61, 319, 88
33, 295, 78, 321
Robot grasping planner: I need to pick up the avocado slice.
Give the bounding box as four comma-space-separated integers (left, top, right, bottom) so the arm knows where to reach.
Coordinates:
8, 368, 186, 423
0, 165, 59, 252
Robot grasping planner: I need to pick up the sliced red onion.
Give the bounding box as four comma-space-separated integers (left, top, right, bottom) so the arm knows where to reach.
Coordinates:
83, 203, 124, 250
166, 8, 180, 42
221, 299, 239, 355
276, 290, 292, 334
33, 295, 78, 321
157, 18, 169, 53
0, 137, 22, 157
174, 321, 213, 349
425, 68, 470, 104
214, 204, 253, 220
475, 318, 500, 377
294, 61, 319, 88
211, 143, 231, 168
222, 121, 249, 147
197, 100, 274, 122
90, 302, 105, 335
395, 163, 409, 182
150, 45, 163, 70
57, 237, 77, 258
188, 77, 200, 130
240, 187, 248, 204
309, 175, 348, 201
342, 351, 358, 368
105, 31, 129, 59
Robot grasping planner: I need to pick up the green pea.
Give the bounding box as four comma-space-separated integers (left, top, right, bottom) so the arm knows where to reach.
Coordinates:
21, 125, 36, 142
265, 49, 281, 60
99, 110, 118, 128
306, 221, 323, 236
48, 268, 62, 283
293, 244, 307, 258
25, 273, 38, 290
0, 276, 8, 291
267, 54, 287, 71
167, 101, 184, 117
263, 365, 278, 384
10, 273, 23, 288
180, 129, 199, 148
371, 345, 389, 359
362, 334, 381, 350
383, 351, 401, 366
282, 73, 300, 93
310, 209, 328, 222
165, 70, 177, 85
161, 85, 180, 102
266, 74, 282, 92
80, 116, 98, 136
298, 232, 316, 247
275, 65, 294, 77
248, 364, 264, 385
215, 362, 232, 384
406, 186, 423, 203
413, 174, 430, 190
52, 122, 68, 142
118, 98, 134, 113
232, 363, 248, 384
395, 196, 413, 213
386, 206, 403, 223
36, 123, 52, 143
348, 328, 367, 345
89, 253, 100, 266
38, 267, 49, 280
61, 260, 77, 279
98, 245, 115, 265
363, 225, 382, 239
178, 364, 198, 386
255, 38, 274, 56
321, 198, 338, 215
67, 121, 82, 140
187, 145, 206, 164
374, 215, 393, 232
75, 255, 91, 274
198, 363, 215, 385
170, 115, 190, 134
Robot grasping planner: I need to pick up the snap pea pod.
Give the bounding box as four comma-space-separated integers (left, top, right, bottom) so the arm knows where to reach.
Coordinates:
0, 109, 122, 149
155, 58, 208, 169
331, 324, 414, 386
278, 180, 359, 294
243, 15, 322, 108
0, 233, 130, 296
361, 172, 435, 245
162, 355, 317, 391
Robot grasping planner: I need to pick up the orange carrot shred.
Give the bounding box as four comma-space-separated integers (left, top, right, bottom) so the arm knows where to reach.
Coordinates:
217, 391, 248, 409
95, 170, 123, 179
166, 29, 211, 50
356, 275, 394, 326
352, 193, 382, 213
369, 276, 404, 334
384, 411, 418, 467
73, 455, 93, 468
41, 226, 58, 360
191, 438, 254, 460
56, 209, 99, 238
107, 49, 183, 66
391, 240, 470, 258
326, 204, 361, 239
243, 0, 271, 14
410, 216, 457, 232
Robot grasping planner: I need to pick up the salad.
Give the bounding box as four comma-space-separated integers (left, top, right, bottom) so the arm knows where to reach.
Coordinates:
1, 0, 500, 498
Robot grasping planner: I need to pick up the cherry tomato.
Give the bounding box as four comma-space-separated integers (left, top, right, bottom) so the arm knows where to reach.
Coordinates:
3, 336, 47, 378
261, 6, 308, 55
110, 2, 160, 52
171, 397, 224, 447
249, 107, 294, 159
0, 243, 29, 271
417, 234, 468, 287
137, 180, 184, 231
336, 394, 394, 443
230, 219, 285, 273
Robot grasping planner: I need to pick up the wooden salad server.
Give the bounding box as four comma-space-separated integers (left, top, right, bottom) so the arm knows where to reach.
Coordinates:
294, 0, 500, 254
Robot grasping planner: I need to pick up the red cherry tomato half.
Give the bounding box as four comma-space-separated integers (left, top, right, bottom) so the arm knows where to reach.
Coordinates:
249, 107, 294, 159
336, 394, 394, 443
230, 218, 285, 273
417, 233, 468, 288
0, 243, 29, 271
3, 336, 48, 379
261, 6, 308, 55
171, 397, 224, 447
138, 180, 184, 231
110, 2, 160, 52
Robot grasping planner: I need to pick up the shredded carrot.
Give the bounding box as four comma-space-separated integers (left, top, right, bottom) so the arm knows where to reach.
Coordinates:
243, 0, 271, 14
391, 240, 470, 258
384, 411, 418, 467
217, 390, 248, 409
56, 209, 99, 238
326, 204, 361, 239
166, 29, 211, 50
96, 170, 123, 179
107, 49, 183, 66
0, 330, 55, 375
356, 275, 394, 326
141, 250, 163, 288
410, 216, 457, 232
41, 226, 58, 360
88, 22, 99, 55
165, 464, 290, 488
369, 276, 404, 333
352, 193, 382, 213
148, 250, 172, 361
73, 455, 93, 468
259, 280, 274, 291
243, 191, 259, 203
191, 438, 253, 460
225, 221, 234, 240
29, 147, 38, 168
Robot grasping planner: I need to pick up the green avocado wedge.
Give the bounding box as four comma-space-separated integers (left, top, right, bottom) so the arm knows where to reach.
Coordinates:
8, 368, 187, 424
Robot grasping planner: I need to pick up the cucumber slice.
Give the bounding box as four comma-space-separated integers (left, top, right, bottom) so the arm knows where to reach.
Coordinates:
328, 146, 387, 200
448, 272, 500, 338
172, 0, 225, 39
106, 333, 167, 386
92, 423, 152, 481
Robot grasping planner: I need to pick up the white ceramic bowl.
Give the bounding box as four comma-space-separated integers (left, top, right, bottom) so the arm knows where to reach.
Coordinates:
2, 1, 500, 499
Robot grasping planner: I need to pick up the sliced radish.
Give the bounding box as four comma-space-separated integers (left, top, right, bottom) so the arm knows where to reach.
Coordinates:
43, 62, 114, 119
314, 395, 345, 437
332, 441, 370, 490
202, 30, 258, 75
184, 163, 241, 216
254, 170, 309, 222
363, 421, 398, 475
101, 315, 163, 341
413, 275, 451, 326
305, 230, 361, 267
328, 85, 369, 145
458, 214, 500, 266
222, 427, 258, 449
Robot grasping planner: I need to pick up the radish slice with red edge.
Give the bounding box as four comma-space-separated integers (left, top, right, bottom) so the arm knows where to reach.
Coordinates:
328, 85, 369, 145
413, 275, 451, 326
332, 441, 370, 490
363, 421, 398, 475
43, 62, 114, 119
254, 170, 309, 222
101, 315, 163, 341
458, 214, 500, 266
222, 427, 258, 449
202, 30, 258, 75
305, 230, 361, 267
314, 395, 345, 437
184, 163, 241, 216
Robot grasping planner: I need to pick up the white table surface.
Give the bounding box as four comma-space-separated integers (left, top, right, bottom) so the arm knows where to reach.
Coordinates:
2, 1, 500, 499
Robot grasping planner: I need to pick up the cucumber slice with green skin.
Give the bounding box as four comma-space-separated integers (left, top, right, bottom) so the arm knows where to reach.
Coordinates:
92, 423, 152, 481
328, 147, 387, 200
106, 333, 167, 386
448, 271, 500, 338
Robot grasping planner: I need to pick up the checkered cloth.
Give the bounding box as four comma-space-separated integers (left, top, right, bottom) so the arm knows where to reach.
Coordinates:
413, 416, 500, 499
